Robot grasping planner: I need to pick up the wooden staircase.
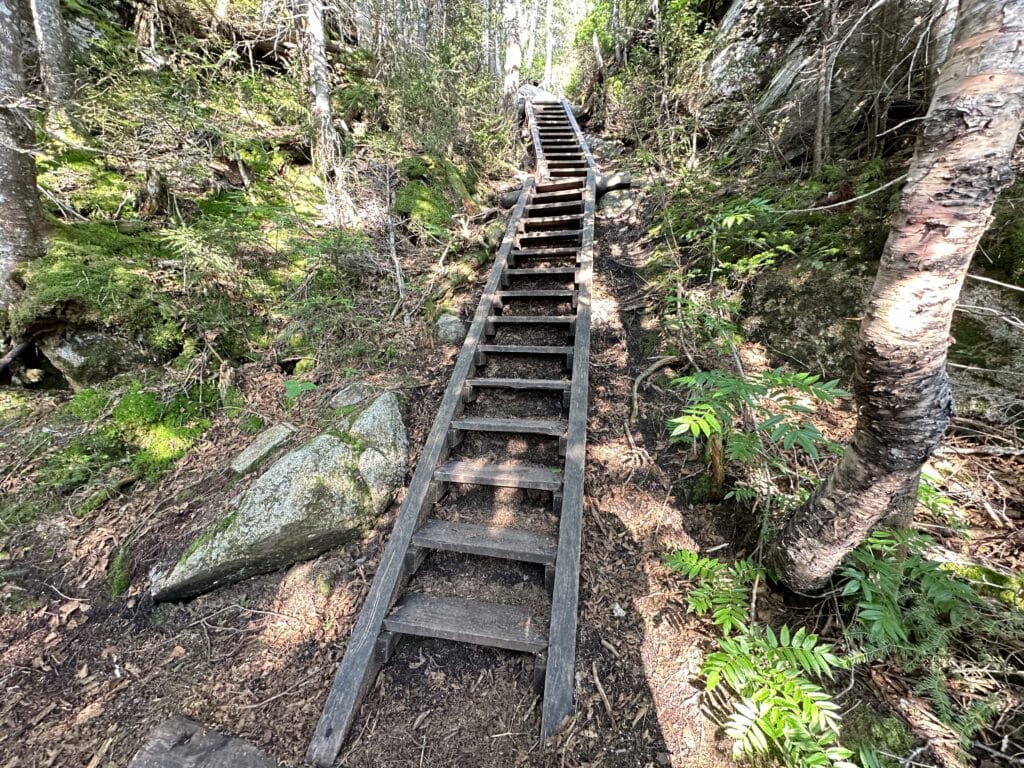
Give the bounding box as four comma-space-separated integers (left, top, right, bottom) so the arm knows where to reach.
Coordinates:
307, 97, 595, 766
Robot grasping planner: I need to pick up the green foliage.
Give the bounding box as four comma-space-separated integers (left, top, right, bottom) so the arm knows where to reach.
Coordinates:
666, 552, 851, 767
840, 531, 1024, 742
66, 388, 108, 421
283, 379, 318, 407
670, 369, 846, 465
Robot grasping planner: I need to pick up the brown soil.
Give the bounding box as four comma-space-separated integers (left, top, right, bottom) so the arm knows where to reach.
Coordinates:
4, 140, 1021, 768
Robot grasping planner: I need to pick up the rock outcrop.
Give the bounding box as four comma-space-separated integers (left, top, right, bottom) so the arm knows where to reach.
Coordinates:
151, 393, 407, 602
38, 330, 150, 389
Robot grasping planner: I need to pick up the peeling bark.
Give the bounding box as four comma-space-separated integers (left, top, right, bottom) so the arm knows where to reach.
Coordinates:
0, 0, 45, 310
773, 0, 1024, 592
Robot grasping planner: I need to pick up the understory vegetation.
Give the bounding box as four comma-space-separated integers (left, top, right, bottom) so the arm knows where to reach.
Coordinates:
1, 0, 1022, 766
567, 0, 1024, 764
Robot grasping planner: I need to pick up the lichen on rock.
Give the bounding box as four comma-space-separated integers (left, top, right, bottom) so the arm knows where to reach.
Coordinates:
150, 392, 407, 602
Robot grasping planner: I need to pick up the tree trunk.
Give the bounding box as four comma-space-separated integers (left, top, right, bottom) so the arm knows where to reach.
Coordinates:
502, 0, 521, 112
772, 0, 1024, 593
811, 0, 832, 175
0, 0, 46, 310
523, 0, 538, 69
303, 0, 354, 225
541, 0, 552, 87
30, 0, 72, 105
611, 0, 621, 66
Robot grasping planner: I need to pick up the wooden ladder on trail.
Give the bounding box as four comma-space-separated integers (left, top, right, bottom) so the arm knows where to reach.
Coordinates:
307, 98, 596, 766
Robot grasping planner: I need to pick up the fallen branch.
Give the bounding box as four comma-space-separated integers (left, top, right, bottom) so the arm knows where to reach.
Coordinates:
966, 273, 1024, 294
934, 445, 1024, 457
630, 355, 678, 424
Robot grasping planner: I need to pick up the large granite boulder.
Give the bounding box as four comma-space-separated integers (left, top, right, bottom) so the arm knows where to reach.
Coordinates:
151, 393, 407, 602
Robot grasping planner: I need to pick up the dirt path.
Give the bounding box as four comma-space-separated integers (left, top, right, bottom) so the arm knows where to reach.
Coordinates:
0, 148, 735, 768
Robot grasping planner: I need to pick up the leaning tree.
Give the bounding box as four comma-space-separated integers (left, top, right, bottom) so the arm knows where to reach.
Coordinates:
772, 0, 1024, 591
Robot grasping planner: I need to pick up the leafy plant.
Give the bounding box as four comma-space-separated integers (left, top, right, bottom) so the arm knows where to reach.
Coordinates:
666, 552, 852, 768
283, 379, 318, 407
669, 369, 847, 464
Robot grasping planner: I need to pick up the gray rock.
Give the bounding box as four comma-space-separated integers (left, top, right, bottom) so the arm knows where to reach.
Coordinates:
38, 330, 150, 390
230, 423, 296, 474
597, 188, 636, 218
128, 716, 279, 768
151, 393, 407, 602
330, 380, 372, 409
947, 281, 1024, 422
435, 314, 466, 345
742, 259, 874, 380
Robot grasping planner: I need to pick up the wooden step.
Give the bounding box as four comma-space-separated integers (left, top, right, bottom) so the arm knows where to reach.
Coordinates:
476, 343, 574, 355
525, 201, 583, 214
517, 230, 582, 243
412, 520, 558, 565
467, 377, 570, 392
451, 416, 567, 437
549, 169, 587, 178
503, 266, 577, 278
511, 247, 579, 258
383, 594, 547, 654
486, 315, 574, 326
434, 460, 563, 491
535, 180, 585, 193
522, 214, 583, 225
496, 289, 575, 300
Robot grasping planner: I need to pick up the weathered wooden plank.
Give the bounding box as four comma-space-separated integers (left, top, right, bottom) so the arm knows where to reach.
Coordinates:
503, 267, 577, 278
495, 290, 575, 299
383, 594, 547, 654
541, 140, 595, 739
525, 101, 548, 181
306, 179, 535, 768
516, 230, 582, 245
528, 191, 584, 204
434, 460, 563, 491
525, 201, 583, 214
534, 179, 585, 193
467, 377, 570, 391
451, 415, 567, 436
128, 716, 280, 768
510, 246, 580, 257
411, 520, 558, 565
476, 343, 574, 355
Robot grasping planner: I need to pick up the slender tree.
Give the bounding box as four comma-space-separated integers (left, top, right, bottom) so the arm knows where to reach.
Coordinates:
300, 0, 355, 224
772, 0, 1024, 592
541, 0, 552, 87
29, 0, 72, 107
502, 0, 521, 111
0, 0, 45, 310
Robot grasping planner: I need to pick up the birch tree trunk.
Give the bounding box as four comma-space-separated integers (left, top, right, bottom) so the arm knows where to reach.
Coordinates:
0, 0, 45, 310
524, 0, 538, 69
303, 0, 354, 225
30, 0, 73, 106
502, 0, 521, 111
541, 0, 552, 87
772, 0, 1024, 592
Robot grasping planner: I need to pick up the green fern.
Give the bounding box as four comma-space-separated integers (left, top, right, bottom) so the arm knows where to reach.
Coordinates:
666, 551, 852, 767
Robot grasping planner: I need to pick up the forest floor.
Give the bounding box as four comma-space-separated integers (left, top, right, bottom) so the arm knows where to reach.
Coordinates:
2, 134, 1023, 768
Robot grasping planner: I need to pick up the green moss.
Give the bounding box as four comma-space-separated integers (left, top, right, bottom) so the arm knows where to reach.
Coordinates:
66, 388, 108, 421
6, 222, 180, 349
394, 180, 454, 236
178, 511, 239, 565
107, 547, 131, 599
240, 415, 264, 435
841, 706, 917, 768
112, 383, 162, 427
982, 176, 1024, 281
